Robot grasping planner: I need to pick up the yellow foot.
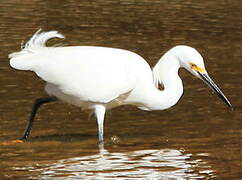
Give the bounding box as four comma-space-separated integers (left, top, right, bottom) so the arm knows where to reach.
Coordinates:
0, 139, 24, 146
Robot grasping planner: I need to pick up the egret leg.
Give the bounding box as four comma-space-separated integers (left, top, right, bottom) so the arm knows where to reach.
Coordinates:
20, 97, 58, 141
94, 104, 106, 142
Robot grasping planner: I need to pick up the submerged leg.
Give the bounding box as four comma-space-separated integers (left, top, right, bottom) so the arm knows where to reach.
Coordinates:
20, 97, 58, 141
94, 104, 106, 143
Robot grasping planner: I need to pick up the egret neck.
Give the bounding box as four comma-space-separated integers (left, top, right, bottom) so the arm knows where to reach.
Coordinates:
134, 50, 183, 111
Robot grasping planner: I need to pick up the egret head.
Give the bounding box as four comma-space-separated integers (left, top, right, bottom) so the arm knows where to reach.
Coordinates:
175, 45, 232, 109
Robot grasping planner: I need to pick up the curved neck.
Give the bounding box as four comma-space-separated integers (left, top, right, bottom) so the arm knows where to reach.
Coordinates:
147, 51, 183, 110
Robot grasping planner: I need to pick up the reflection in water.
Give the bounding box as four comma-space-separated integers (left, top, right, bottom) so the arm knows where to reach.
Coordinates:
19, 147, 214, 179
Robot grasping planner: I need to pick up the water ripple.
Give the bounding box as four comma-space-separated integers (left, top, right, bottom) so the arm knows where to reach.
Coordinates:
21, 148, 214, 179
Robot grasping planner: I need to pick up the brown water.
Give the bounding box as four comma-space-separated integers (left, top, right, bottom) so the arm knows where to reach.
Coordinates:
0, 0, 242, 179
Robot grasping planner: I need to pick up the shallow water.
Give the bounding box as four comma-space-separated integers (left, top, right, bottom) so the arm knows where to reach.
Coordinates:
0, 0, 242, 179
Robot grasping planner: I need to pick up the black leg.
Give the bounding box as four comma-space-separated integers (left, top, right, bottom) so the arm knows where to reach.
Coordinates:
20, 97, 58, 141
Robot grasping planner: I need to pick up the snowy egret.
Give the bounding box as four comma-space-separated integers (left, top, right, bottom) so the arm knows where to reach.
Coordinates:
9, 29, 232, 142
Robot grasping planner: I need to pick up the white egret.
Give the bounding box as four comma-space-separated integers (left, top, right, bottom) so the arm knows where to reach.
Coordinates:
9, 29, 232, 142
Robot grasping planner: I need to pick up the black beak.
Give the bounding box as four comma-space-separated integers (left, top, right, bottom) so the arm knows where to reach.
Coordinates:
198, 71, 233, 109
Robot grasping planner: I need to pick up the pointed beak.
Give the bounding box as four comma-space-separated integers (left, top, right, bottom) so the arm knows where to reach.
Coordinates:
197, 71, 233, 109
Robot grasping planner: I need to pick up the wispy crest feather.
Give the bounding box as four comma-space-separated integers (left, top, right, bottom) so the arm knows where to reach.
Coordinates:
22, 28, 65, 50
9, 29, 64, 58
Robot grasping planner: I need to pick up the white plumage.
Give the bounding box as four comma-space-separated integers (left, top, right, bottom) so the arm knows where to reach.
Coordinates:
9, 29, 232, 142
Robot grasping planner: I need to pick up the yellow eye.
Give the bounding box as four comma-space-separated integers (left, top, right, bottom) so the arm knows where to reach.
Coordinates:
190, 63, 197, 68
190, 63, 206, 73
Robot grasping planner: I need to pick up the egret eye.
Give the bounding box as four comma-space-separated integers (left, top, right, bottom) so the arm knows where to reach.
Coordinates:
190, 63, 206, 73
190, 63, 197, 68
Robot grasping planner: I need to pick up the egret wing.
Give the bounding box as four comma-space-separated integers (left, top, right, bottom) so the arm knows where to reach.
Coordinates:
33, 47, 139, 103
